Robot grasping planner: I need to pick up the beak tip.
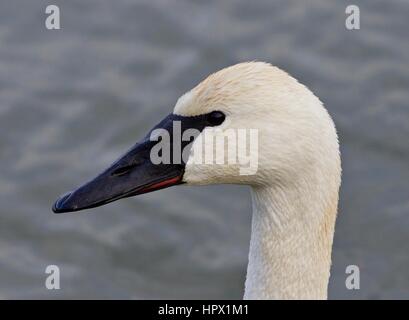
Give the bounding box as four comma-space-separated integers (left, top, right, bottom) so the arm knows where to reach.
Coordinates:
52, 191, 73, 214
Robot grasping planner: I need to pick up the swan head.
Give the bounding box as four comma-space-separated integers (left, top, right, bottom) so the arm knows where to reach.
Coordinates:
177, 62, 340, 189
53, 62, 341, 213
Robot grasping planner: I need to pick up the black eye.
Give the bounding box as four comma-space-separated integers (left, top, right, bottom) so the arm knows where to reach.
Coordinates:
207, 111, 225, 126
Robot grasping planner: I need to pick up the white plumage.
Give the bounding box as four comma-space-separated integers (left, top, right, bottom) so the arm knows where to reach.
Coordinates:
175, 62, 341, 299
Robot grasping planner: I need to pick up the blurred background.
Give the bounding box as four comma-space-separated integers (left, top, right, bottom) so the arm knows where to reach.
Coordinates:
0, 0, 408, 299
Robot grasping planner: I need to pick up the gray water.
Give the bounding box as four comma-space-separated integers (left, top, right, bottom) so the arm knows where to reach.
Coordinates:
0, 0, 408, 299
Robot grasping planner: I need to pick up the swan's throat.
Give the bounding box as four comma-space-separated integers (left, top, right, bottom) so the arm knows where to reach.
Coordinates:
244, 184, 338, 300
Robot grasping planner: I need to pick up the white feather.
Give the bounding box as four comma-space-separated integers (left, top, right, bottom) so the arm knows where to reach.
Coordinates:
174, 62, 341, 299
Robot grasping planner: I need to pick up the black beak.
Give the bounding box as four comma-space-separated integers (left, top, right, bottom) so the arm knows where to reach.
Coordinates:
52, 112, 212, 214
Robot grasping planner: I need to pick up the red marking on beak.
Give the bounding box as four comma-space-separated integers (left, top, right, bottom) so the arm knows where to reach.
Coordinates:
140, 175, 182, 193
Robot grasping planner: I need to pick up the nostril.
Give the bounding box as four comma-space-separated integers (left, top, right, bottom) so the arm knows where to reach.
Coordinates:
111, 163, 140, 177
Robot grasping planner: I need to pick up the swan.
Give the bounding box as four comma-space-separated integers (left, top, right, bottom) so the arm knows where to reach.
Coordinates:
52, 62, 341, 300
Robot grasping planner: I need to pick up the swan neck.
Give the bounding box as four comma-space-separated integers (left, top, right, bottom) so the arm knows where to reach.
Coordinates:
244, 185, 337, 299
